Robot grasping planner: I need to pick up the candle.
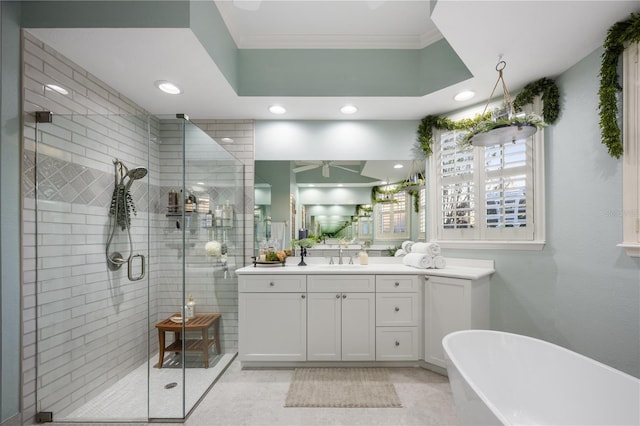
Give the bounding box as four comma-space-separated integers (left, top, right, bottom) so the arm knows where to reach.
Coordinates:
298, 229, 308, 240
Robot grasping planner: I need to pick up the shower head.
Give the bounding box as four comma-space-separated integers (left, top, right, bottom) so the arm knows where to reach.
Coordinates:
123, 167, 147, 191
127, 168, 147, 180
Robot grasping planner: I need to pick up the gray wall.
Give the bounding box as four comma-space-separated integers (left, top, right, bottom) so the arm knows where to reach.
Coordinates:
443, 47, 640, 377
1, 2, 23, 424
252, 52, 640, 378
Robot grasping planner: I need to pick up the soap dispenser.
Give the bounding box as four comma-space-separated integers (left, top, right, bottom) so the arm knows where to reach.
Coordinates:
185, 294, 196, 319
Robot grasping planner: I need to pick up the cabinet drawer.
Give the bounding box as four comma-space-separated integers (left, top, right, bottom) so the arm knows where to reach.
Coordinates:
376, 293, 420, 326
239, 275, 306, 292
307, 275, 375, 292
376, 327, 419, 361
376, 275, 421, 292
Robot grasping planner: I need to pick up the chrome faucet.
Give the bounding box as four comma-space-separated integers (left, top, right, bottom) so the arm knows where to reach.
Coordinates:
338, 246, 344, 264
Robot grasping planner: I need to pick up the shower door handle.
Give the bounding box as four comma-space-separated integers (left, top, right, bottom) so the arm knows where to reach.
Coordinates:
128, 254, 146, 281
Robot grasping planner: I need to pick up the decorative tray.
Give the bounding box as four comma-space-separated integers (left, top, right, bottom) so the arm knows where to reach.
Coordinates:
252, 259, 286, 267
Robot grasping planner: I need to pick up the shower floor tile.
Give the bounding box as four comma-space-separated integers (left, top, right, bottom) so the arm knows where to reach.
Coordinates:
60, 352, 235, 422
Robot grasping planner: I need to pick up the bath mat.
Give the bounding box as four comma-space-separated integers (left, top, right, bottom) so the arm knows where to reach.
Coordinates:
284, 367, 402, 408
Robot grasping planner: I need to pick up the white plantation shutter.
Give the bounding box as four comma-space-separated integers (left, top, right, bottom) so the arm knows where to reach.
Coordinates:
431, 102, 544, 248
482, 140, 533, 240
375, 190, 409, 240
438, 130, 477, 239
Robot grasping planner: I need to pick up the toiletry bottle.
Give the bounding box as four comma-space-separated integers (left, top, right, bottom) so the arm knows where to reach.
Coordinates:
358, 249, 369, 265
186, 294, 196, 319
168, 189, 177, 213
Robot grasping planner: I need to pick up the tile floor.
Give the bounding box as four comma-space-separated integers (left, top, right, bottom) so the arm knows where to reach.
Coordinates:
182, 361, 458, 426
53, 359, 458, 426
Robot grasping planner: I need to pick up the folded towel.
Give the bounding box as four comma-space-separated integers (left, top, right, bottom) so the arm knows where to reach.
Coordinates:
403, 252, 433, 269
410, 242, 429, 253
394, 249, 407, 257
401, 240, 415, 253
428, 243, 441, 257
433, 255, 447, 269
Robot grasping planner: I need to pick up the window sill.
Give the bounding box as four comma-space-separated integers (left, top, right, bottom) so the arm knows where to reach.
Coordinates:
618, 243, 640, 258
433, 240, 546, 251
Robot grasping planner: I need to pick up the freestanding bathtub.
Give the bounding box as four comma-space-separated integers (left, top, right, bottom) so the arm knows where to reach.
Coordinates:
442, 330, 640, 425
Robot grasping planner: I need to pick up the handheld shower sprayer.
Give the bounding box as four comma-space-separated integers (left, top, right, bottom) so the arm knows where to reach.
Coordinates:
106, 158, 147, 281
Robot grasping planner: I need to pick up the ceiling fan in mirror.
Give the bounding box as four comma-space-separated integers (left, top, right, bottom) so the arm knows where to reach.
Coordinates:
293, 161, 360, 178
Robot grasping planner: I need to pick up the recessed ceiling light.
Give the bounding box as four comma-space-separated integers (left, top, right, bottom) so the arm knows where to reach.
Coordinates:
337, 184, 344, 187
394, 164, 404, 169
197, 182, 205, 185
268, 105, 286, 115
155, 80, 181, 95
340, 105, 358, 114
309, 184, 315, 187
45, 84, 69, 95
221, 137, 234, 143
454, 90, 475, 101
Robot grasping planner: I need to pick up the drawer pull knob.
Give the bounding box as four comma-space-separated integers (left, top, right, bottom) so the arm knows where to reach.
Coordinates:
342, 294, 347, 299
336, 294, 341, 299
269, 282, 275, 286
395, 341, 400, 347
301, 294, 306, 299
395, 306, 400, 312
394, 282, 400, 287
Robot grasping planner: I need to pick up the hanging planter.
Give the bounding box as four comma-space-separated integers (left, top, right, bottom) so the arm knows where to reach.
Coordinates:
465, 61, 546, 147
416, 76, 560, 157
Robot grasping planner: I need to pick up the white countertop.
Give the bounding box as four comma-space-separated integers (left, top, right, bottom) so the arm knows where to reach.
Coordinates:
235, 257, 494, 280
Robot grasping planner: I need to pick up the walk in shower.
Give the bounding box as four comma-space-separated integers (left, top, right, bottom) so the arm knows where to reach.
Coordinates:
26, 113, 243, 422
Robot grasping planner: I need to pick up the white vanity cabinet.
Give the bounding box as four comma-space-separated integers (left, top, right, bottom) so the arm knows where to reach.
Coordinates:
424, 275, 490, 368
238, 275, 307, 361
375, 275, 421, 361
307, 275, 376, 361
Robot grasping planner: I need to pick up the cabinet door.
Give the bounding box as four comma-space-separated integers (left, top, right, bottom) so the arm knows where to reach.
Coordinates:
307, 293, 341, 361
239, 292, 307, 361
341, 292, 375, 361
424, 276, 470, 368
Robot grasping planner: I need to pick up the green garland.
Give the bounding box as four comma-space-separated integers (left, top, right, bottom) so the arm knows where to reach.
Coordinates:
599, 13, 640, 159
416, 77, 560, 157
512, 77, 560, 124
371, 180, 424, 213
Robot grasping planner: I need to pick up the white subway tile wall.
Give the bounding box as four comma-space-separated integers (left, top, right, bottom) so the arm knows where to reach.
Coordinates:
21, 31, 251, 422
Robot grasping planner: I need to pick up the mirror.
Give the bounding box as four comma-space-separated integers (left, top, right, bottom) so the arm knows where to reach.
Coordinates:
255, 160, 425, 255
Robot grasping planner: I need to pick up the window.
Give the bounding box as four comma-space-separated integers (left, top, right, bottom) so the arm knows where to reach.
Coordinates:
619, 42, 640, 257
418, 187, 426, 239
428, 100, 545, 250
374, 190, 409, 240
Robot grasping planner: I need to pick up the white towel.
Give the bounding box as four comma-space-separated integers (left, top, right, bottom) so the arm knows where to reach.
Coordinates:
427, 243, 441, 257
433, 256, 447, 269
401, 240, 415, 253
403, 252, 433, 269
394, 249, 407, 257
410, 242, 430, 253
271, 222, 286, 250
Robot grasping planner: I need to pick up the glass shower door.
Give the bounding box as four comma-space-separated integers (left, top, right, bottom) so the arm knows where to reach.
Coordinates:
149, 117, 243, 420
30, 113, 152, 423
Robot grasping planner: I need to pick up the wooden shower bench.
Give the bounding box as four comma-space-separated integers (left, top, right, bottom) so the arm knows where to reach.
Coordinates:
155, 313, 221, 368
